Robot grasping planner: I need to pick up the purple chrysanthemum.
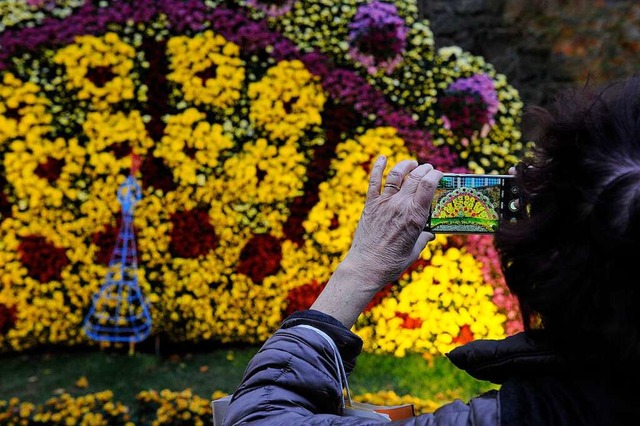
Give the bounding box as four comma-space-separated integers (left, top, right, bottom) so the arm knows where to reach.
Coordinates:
448, 73, 499, 118
347, 1, 408, 74
439, 73, 499, 139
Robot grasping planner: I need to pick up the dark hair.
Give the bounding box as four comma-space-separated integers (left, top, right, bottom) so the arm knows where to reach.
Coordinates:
494, 75, 640, 361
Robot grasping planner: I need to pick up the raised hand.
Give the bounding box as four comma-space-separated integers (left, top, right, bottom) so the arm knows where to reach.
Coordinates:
311, 156, 442, 328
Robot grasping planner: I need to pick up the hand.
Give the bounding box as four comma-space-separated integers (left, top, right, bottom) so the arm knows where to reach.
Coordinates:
344, 156, 443, 285
310, 156, 442, 327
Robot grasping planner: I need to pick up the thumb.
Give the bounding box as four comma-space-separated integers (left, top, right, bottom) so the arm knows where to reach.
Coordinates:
411, 232, 434, 263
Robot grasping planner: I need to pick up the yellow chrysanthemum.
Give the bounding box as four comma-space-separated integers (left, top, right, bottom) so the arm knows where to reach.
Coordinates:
154, 108, 234, 186
3, 137, 85, 210
221, 137, 307, 236
167, 31, 245, 110
304, 126, 411, 254
82, 110, 155, 177
355, 244, 507, 357
0, 73, 52, 146
248, 60, 326, 142
53, 32, 136, 110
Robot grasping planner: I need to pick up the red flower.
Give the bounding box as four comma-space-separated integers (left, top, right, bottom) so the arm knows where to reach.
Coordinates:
284, 194, 317, 244
18, 235, 70, 282
106, 141, 132, 160
438, 91, 491, 139
91, 218, 122, 265
452, 324, 474, 345
359, 156, 375, 174
237, 234, 282, 284
0, 175, 11, 221
329, 214, 340, 230
364, 283, 392, 312
85, 65, 116, 87
395, 311, 423, 329
195, 64, 218, 82
34, 157, 65, 182
0, 304, 17, 334
169, 208, 219, 258
140, 156, 177, 193
283, 280, 326, 317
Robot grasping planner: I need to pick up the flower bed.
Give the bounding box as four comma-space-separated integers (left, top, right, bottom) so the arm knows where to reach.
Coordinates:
0, 0, 525, 356
0, 388, 462, 424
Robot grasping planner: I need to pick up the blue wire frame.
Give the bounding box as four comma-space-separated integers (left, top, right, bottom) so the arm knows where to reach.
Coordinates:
83, 176, 152, 343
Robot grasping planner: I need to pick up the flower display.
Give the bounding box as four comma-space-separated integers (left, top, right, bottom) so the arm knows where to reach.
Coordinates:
166, 31, 246, 112
0, 0, 525, 357
348, 1, 409, 74
0, 387, 461, 423
245, 0, 295, 18
439, 73, 500, 140
0, 390, 131, 425
136, 389, 212, 425
0, 0, 85, 33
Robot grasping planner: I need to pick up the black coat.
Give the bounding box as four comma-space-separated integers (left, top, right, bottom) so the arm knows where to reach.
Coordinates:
224, 310, 638, 425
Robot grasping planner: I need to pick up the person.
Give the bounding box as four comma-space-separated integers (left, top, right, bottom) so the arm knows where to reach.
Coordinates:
222, 75, 640, 425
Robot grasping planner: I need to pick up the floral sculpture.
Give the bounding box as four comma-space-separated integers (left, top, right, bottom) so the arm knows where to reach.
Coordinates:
82, 167, 153, 344
0, 0, 526, 357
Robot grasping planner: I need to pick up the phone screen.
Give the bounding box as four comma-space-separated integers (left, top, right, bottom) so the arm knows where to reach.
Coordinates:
425, 173, 519, 234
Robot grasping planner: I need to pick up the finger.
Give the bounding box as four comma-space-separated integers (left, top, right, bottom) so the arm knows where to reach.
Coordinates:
414, 231, 435, 257
413, 168, 443, 212
508, 166, 516, 176
367, 155, 387, 200
383, 159, 418, 195
400, 163, 434, 194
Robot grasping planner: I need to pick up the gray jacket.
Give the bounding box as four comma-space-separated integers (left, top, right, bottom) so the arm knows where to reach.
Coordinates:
224, 310, 638, 425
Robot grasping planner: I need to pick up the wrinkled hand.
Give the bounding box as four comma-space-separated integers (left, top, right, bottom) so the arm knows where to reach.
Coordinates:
310, 156, 443, 327
344, 156, 443, 286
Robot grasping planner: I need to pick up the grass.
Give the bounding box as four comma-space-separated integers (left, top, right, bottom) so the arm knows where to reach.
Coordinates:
0, 345, 258, 405
0, 344, 497, 409
352, 352, 498, 400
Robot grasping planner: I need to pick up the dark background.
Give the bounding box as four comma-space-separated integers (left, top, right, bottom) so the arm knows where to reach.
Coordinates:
419, 0, 640, 109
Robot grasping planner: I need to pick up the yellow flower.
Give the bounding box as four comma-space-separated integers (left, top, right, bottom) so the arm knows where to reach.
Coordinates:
4, 137, 86, 211
53, 33, 136, 110
154, 108, 234, 186
75, 376, 90, 389
355, 244, 506, 356
248, 60, 326, 142
83, 110, 154, 177
0, 73, 52, 146
167, 31, 245, 111
304, 126, 410, 255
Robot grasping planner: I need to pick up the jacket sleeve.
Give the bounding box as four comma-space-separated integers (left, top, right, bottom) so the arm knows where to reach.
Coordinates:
222, 310, 500, 426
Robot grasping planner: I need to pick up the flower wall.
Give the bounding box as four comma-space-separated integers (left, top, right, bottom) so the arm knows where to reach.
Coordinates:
0, 0, 526, 356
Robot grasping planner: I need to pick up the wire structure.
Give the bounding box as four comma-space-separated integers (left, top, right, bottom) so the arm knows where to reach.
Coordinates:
83, 175, 152, 343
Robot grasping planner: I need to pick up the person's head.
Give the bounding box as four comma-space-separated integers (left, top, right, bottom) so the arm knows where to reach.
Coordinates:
494, 75, 640, 361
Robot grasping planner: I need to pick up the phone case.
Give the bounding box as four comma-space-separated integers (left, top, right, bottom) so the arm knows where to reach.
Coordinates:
425, 173, 521, 234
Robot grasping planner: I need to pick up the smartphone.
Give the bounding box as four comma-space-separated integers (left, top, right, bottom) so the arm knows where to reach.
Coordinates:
425, 173, 521, 234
